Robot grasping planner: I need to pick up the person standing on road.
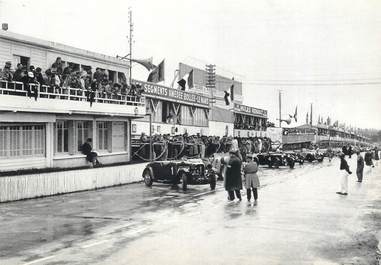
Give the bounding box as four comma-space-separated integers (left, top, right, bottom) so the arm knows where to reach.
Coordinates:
356, 151, 364, 183
244, 155, 260, 204
374, 147, 379, 166
364, 150, 374, 174
223, 150, 243, 201
337, 153, 352, 195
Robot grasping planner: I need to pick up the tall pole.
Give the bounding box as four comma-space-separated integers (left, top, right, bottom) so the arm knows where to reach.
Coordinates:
149, 114, 152, 161
128, 7, 133, 86
310, 103, 313, 125
278, 90, 282, 127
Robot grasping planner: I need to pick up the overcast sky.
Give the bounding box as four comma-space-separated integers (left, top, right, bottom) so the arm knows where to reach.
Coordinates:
1, 0, 380, 129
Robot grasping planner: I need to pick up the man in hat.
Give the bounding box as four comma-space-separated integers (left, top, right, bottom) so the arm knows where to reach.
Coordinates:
0, 61, 13, 81
223, 150, 243, 201
356, 151, 364, 182
337, 153, 352, 195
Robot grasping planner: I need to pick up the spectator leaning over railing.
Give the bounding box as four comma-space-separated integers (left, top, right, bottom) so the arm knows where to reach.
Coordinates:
23, 65, 39, 100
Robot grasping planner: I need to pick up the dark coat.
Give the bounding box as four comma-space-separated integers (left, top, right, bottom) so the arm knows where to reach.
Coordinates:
365, 152, 373, 166
340, 158, 351, 174
357, 155, 364, 171
224, 155, 242, 191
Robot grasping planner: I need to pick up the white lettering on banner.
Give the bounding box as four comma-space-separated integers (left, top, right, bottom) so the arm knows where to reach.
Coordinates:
134, 80, 209, 107
234, 103, 267, 117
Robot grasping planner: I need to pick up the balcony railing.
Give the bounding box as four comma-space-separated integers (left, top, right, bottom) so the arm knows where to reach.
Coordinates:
0, 80, 145, 106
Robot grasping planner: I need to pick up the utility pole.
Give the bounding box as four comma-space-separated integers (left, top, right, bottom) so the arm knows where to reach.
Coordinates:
278, 90, 282, 127
310, 103, 313, 125
128, 7, 133, 86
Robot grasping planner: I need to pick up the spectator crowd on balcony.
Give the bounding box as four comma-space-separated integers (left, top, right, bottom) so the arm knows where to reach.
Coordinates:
0, 58, 143, 103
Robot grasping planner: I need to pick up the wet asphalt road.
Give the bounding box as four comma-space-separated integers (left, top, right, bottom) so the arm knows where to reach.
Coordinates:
0, 157, 380, 265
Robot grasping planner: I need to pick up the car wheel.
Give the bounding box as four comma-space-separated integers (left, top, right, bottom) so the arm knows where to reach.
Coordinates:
181, 172, 188, 191
289, 159, 295, 169
143, 169, 153, 187
210, 174, 216, 190
317, 157, 324, 162
299, 159, 304, 165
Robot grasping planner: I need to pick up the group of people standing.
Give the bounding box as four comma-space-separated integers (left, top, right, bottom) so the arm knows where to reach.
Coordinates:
221, 145, 261, 204
337, 147, 379, 195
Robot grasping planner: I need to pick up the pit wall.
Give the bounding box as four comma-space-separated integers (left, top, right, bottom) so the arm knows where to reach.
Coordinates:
0, 162, 147, 203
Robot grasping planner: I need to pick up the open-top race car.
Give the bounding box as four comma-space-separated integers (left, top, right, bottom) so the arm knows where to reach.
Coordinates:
256, 152, 296, 169
142, 159, 216, 191
300, 149, 324, 163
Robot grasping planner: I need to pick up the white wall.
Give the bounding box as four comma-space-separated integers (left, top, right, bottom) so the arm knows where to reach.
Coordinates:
0, 162, 148, 202
209, 121, 234, 137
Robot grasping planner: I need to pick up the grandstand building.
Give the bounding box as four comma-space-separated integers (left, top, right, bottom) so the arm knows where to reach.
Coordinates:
0, 30, 145, 172
282, 124, 370, 150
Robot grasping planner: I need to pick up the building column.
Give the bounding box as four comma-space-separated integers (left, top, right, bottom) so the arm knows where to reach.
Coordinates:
46, 122, 54, 167
92, 118, 97, 150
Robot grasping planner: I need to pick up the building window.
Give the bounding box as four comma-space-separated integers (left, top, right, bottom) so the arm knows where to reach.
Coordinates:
55, 121, 68, 153
193, 108, 208, 127
77, 121, 92, 151
181, 105, 193, 125
97, 122, 110, 151
0, 124, 45, 158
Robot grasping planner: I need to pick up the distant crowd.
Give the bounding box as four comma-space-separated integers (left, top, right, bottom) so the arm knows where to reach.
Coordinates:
0, 58, 143, 102
133, 133, 273, 161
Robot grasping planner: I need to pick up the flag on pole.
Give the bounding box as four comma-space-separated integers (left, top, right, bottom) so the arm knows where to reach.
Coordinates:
131, 57, 156, 71
177, 69, 193, 90
230, 77, 234, 101
224, 91, 231, 105
147, 59, 165, 83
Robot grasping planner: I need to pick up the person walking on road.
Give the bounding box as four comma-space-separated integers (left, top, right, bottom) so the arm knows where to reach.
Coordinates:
356, 151, 364, 183
244, 155, 260, 204
337, 153, 352, 196
223, 150, 243, 201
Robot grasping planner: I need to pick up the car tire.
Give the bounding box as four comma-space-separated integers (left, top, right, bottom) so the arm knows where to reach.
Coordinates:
299, 159, 304, 165
143, 168, 153, 187
181, 172, 188, 191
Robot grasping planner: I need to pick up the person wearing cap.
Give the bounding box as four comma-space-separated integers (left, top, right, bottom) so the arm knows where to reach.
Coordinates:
356, 151, 364, 183
0, 61, 13, 81
337, 153, 352, 195
244, 155, 260, 204
223, 150, 243, 201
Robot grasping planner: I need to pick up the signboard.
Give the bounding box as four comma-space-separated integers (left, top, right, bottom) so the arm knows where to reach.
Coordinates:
133, 80, 209, 107
234, 103, 267, 118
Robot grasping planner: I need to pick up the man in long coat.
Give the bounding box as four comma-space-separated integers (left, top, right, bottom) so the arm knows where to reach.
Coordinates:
223, 151, 243, 201
356, 151, 364, 182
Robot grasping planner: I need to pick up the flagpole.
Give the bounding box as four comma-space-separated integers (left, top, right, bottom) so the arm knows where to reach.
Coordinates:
278, 90, 282, 127
128, 7, 133, 86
